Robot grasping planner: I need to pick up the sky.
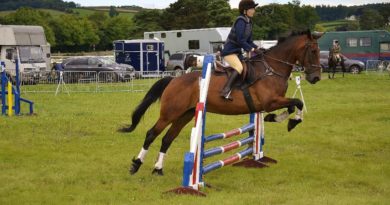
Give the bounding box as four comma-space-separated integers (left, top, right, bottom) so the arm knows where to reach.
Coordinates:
68, 0, 390, 9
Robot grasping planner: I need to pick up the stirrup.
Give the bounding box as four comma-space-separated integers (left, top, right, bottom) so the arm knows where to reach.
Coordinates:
221, 90, 233, 101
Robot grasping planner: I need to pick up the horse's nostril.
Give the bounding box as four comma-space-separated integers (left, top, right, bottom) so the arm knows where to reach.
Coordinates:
313, 77, 320, 83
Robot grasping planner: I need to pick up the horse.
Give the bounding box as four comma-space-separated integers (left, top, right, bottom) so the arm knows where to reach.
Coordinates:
120, 30, 324, 176
328, 49, 346, 79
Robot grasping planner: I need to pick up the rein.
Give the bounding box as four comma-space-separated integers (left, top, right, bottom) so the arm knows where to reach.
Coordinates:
248, 40, 322, 80
247, 54, 293, 81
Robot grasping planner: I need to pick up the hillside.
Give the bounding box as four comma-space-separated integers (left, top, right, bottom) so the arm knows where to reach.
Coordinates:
317, 19, 351, 31
0, 7, 136, 19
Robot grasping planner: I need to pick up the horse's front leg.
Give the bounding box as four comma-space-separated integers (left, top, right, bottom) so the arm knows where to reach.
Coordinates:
263, 97, 304, 131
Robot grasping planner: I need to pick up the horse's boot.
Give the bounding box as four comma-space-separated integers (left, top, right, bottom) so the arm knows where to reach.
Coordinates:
129, 157, 143, 175
220, 70, 239, 101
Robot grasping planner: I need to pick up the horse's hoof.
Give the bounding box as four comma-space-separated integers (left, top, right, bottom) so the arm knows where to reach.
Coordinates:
264, 113, 277, 122
152, 168, 164, 176
288, 119, 302, 132
129, 158, 143, 175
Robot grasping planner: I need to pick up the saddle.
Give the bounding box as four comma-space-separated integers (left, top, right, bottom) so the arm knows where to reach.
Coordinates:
214, 58, 258, 87
214, 54, 265, 113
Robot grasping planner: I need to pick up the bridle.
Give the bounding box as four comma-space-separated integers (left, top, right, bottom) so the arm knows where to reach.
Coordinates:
300, 41, 322, 75
249, 40, 322, 77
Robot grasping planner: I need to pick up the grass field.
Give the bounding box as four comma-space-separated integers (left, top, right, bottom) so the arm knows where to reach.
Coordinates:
0, 73, 389, 204
72, 8, 135, 19
317, 20, 350, 31
0, 8, 135, 19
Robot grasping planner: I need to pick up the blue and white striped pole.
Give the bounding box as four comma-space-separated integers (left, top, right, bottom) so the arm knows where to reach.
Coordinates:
182, 55, 214, 190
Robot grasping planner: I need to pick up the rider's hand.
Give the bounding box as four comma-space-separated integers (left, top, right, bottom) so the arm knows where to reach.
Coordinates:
253, 47, 266, 55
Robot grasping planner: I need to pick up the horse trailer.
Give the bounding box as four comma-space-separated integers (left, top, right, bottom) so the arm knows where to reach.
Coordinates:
318, 30, 390, 63
0, 25, 51, 82
144, 27, 231, 55
113, 39, 165, 76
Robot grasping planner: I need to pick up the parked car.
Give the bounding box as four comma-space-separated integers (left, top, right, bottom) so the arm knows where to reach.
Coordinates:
320, 51, 365, 74
166, 51, 205, 76
62, 56, 134, 82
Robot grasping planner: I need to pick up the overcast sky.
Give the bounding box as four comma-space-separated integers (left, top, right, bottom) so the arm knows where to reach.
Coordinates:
68, 0, 390, 8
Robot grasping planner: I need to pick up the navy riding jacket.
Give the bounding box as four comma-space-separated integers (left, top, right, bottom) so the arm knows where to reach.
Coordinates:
221, 15, 258, 59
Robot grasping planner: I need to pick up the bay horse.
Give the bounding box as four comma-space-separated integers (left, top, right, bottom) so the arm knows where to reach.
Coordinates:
328, 49, 346, 79
120, 30, 324, 175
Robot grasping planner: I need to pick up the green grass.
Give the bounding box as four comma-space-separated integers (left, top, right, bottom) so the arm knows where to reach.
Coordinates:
72, 8, 135, 19
0, 73, 389, 204
317, 20, 351, 31
0, 8, 135, 19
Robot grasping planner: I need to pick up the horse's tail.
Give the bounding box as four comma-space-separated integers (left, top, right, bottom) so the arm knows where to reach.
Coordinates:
119, 77, 174, 133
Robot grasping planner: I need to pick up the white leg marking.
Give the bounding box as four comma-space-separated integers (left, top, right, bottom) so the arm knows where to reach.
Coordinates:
154, 152, 166, 169
275, 110, 289, 122
295, 109, 303, 120
137, 148, 148, 163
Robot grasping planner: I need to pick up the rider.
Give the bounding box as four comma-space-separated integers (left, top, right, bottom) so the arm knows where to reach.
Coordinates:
220, 0, 259, 100
331, 40, 342, 63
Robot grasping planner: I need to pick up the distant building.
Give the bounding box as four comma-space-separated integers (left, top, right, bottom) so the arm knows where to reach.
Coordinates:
345, 15, 357, 21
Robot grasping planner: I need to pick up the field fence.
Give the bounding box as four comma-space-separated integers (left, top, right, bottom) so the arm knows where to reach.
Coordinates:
19, 71, 179, 93
365, 60, 390, 74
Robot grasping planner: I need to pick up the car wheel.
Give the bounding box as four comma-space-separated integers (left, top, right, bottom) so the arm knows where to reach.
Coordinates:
174, 68, 183, 77
349, 65, 360, 74
105, 73, 116, 83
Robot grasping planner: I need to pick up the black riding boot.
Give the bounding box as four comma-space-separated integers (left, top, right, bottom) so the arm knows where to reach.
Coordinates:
220, 70, 239, 101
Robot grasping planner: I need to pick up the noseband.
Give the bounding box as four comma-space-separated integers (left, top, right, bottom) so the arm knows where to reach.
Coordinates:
300, 41, 322, 75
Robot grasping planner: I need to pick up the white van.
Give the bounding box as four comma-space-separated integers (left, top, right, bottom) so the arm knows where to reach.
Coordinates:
0, 25, 51, 83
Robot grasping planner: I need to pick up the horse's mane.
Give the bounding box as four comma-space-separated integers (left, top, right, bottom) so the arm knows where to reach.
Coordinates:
276, 30, 311, 45
253, 29, 311, 58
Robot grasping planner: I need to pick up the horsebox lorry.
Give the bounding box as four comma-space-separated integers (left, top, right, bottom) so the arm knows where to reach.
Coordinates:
0, 25, 51, 83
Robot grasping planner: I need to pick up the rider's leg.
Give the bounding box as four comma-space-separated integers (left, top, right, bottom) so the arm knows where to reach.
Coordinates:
220, 54, 242, 100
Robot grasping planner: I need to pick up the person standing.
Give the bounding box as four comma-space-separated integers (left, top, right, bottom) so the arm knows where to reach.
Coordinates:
220, 0, 259, 100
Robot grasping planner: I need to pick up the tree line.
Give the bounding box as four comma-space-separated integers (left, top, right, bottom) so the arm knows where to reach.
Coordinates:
0, 0, 77, 12
315, 3, 390, 21
0, 0, 389, 52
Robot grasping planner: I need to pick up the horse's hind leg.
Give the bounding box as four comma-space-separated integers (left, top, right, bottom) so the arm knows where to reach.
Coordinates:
152, 109, 195, 175
130, 118, 170, 175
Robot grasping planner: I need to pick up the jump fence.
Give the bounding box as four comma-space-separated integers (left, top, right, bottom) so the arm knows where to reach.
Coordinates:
167, 55, 276, 196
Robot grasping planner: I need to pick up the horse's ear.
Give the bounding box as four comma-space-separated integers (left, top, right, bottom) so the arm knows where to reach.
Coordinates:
312, 31, 325, 40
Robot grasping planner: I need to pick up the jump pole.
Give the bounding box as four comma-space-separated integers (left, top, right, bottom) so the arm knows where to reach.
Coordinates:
166, 55, 276, 196
1, 59, 34, 116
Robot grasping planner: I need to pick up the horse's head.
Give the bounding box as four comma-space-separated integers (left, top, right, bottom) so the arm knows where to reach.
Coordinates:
296, 31, 324, 84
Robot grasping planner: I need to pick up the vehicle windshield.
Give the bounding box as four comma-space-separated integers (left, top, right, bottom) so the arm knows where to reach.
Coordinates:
18, 46, 45, 63
99, 57, 116, 65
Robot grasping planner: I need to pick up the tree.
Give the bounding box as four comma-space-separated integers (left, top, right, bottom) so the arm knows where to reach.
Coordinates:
99, 16, 134, 50
255, 4, 293, 39
206, 0, 232, 27
131, 9, 164, 38
160, 0, 209, 30
0, 8, 56, 47
50, 15, 99, 51
88, 11, 109, 49
359, 8, 385, 30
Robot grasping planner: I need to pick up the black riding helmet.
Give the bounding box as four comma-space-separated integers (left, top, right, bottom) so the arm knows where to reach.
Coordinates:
239, 0, 259, 14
